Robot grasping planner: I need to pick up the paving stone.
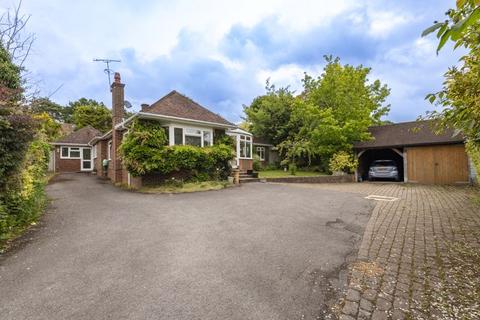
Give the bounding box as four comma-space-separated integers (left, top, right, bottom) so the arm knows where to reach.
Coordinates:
346, 288, 361, 302
338, 183, 480, 318
343, 300, 359, 317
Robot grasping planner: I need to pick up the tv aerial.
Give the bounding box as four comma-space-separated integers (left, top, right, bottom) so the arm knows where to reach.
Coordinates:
93, 58, 121, 89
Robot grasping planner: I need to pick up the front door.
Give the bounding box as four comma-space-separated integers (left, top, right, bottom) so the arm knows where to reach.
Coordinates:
81, 148, 92, 171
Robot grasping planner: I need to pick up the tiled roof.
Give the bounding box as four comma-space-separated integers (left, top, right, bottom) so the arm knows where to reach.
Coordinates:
354, 120, 464, 149
143, 90, 234, 126
53, 126, 102, 145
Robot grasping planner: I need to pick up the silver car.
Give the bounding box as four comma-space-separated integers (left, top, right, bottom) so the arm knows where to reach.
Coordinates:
368, 160, 400, 181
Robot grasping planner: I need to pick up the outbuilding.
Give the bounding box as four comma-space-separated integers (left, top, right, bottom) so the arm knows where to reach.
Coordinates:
354, 121, 476, 184
51, 126, 102, 173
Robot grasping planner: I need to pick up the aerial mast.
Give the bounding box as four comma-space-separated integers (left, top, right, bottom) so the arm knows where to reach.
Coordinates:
93, 58, 121, 90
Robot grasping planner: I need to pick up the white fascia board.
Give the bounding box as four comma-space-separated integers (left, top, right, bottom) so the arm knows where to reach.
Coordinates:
51, 142, 90, 146
135, 112, 236, 129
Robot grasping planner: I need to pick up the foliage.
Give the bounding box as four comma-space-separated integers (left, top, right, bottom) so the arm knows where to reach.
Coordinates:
64, 98, 106, 123
120, 119, 235, 181
0, 44, 21, 91
291, 56, 389, 167
422, 0, 480, 53
422, 1, 480, 170
72, 103, 112, 133
466, 141, 480, 181
243, 81, 297, 146
0, 29, 50, 248
33, 112, 61, 141
252, 154, 262, 171
119, 119, 168, 175
31, 97, 67, 122
245, 56, 390, 170
214, 132, 235, 147
328, 151, 358, 174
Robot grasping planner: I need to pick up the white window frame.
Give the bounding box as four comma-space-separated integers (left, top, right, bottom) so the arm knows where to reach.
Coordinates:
169, 125, 213, 148
107, 140, 112, 160
239, 135, 252, 159
92, 144, 97, 159
60, 146, 82, 159
256, 146, 265, 161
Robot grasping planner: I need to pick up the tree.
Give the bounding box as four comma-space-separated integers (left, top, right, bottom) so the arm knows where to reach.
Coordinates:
243, 81, 297, 146
64, 98, 106, 123
422, 0, 480, 176
72, 103, 112, 133
30, 97, 66, 122
290, 56, 390, 168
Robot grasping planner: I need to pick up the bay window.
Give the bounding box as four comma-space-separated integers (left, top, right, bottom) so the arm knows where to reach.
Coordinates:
171, 126, 212, 147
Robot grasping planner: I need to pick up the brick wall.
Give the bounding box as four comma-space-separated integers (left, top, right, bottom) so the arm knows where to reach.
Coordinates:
54, 147, 81, 172
264, 175, 355, 183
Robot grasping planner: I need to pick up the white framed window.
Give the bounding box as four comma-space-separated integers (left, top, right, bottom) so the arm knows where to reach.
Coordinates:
239, 135, 252, 159
107, 140, 112, 160
92, 144, 97, 159
60, 146, 81, 159
256, 146, 265, 161
171, 126, 212, 147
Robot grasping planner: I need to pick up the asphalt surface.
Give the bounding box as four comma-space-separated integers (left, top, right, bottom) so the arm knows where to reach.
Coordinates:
0, 174, 373, 320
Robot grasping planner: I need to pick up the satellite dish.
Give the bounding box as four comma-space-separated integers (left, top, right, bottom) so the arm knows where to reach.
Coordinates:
124, 100, 133, 109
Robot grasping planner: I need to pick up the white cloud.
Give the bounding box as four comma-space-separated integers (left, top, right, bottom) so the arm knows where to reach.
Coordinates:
367, 11, 412, 38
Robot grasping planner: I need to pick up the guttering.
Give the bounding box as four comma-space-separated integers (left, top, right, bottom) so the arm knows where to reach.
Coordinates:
51, 142, 90, 146
114, 112, 236, 130
88, 130, 113, 146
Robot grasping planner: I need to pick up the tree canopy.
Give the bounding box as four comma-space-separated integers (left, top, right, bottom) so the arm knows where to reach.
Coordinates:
72, 103, 112, 133
244, 56, 390, 170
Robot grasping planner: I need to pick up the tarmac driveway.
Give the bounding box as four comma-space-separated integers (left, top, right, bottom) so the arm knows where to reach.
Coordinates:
0, 174, 373, 320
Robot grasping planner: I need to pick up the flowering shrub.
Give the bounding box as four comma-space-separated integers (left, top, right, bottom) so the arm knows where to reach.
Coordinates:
328, 151, 358, 174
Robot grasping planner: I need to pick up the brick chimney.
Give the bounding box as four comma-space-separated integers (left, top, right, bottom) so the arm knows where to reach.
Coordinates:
111, 72, 125, 125
110, 72, 125, 183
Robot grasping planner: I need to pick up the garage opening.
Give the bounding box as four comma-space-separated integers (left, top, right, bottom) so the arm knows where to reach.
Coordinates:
357, 148, 404, 182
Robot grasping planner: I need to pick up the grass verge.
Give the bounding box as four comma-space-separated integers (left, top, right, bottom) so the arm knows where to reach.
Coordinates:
258, 169, 325, 178
139, 180, 233, 194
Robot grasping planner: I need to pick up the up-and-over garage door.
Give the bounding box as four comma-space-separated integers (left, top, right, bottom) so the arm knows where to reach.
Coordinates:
406, 144, 469, 184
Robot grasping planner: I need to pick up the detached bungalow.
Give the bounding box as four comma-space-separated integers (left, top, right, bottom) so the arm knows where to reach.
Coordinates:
53, 73, 255, 186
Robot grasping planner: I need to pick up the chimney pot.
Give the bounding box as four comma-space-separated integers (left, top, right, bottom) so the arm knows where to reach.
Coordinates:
114, 72, 121, 84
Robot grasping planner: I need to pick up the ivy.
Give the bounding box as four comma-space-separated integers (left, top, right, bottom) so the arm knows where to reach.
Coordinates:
120, 119, 234, 181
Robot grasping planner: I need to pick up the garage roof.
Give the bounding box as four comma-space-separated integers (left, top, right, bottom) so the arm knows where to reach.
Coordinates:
354, 120, 464, 149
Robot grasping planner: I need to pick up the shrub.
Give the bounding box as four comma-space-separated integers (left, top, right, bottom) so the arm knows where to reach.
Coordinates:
253, 154, 262, 171
328, 151, 358, 174
120, 119, 234, 181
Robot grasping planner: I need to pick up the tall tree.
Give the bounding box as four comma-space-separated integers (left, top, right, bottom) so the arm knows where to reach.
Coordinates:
243, 81, 297, 146
284, 57, 390, 168
72, 103, 112, 133
30, 97, 66, 122
64, 98, 106, 123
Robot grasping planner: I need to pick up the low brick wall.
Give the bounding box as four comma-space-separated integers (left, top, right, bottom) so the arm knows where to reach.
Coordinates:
264, 174, 355, 183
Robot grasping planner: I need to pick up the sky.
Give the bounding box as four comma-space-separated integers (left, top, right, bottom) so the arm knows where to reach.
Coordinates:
1, 0, 465, 123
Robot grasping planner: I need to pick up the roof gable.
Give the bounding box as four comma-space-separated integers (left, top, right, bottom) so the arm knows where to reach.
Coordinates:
354, 120, 464, 149
143, 91, 234, 126
54, 126, 102, 145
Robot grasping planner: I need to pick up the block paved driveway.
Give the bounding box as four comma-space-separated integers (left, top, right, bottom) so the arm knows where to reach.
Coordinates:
291, 183, 480, 319
0, 174, 374, 320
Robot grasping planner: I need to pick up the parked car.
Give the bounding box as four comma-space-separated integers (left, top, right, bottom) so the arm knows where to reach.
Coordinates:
368, 160, 400, 181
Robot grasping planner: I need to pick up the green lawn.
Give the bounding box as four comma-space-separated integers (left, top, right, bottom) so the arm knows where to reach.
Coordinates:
258, 170, 325, 178
139, 180, 232, 194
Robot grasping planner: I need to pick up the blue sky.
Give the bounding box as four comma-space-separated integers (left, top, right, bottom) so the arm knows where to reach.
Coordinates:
2, 0, 464, 122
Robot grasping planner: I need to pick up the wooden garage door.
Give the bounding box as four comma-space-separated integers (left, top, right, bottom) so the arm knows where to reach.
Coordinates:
407, 144, 469, 184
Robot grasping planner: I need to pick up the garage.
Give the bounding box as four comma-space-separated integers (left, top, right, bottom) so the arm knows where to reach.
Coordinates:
354, 121, 475, 184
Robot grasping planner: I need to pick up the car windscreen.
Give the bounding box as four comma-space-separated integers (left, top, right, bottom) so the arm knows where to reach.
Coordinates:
371, 160, 396, 166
